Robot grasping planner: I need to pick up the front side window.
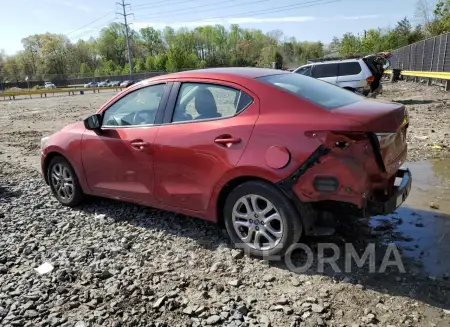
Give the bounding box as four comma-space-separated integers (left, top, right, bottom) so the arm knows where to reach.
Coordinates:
257, 73, 361, 110
311, 63, 338, 78
172, 83, 253, 123
102, 84, 166, 127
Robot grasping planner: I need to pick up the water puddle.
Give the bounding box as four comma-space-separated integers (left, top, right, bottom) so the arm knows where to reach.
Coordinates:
372, 160, 450, 277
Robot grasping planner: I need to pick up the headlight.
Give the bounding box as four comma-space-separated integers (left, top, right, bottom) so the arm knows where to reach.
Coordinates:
40, 136, 50, 152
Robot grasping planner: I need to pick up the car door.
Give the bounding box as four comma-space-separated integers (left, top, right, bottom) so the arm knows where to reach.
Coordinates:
81, 82, 171, 204
311, 63, 338, 85
336, 62, 364, 88
153, 79, 258, 212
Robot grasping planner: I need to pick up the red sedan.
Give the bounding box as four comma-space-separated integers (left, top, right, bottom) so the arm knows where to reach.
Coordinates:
40, 68, 411, 257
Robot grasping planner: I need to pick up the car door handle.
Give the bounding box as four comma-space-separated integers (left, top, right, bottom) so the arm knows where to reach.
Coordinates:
214, 136, 242, 147
130, 140, 149, 150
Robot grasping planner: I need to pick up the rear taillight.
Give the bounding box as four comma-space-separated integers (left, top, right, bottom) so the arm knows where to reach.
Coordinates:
375, 133, 397, 149
366, 76, 375, 84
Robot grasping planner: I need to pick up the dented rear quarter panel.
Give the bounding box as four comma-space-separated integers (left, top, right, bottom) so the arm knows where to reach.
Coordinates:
233, 84, 405, 209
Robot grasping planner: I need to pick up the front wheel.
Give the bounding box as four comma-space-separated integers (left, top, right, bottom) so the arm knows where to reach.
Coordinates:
47, 156, 84, 207
223, 180, 303, 258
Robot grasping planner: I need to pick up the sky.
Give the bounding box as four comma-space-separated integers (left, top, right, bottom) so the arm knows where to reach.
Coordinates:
1, 0, 429, 55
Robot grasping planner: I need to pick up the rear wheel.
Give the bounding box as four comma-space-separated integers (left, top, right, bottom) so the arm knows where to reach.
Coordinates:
223, 180, 303, 257
47, 156, 84, 207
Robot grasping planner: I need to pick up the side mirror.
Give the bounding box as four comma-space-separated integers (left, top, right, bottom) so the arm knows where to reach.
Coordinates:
84, 114, 102, 130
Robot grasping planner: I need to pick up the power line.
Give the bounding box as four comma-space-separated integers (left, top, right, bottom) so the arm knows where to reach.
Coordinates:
65, 0, 340, 43
65, 10, 115, 36
68, 19, 117, 41
136, 0, 341, 24
132, 0, 200, 10
134, 0, 271, 20
116, 0, 134, 75
218, 0, 340, 21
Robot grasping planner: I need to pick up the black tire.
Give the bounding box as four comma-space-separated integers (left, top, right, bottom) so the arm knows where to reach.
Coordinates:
47, 156, 84, 207
223, 180, 303, 258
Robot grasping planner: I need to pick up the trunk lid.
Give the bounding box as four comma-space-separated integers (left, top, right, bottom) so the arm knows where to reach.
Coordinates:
332, 99, 406, 132
333, 99, 408, 173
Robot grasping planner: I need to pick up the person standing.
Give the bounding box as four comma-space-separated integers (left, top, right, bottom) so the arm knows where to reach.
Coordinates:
365, 52, 391, 98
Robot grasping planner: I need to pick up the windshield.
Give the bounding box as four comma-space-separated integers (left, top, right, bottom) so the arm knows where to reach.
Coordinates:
256, 73, 362, 110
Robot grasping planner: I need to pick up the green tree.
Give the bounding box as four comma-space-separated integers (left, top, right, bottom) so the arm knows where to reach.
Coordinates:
6, 15, 446, 82
145, 56, 155, 71
140, 27, 164, 56
166, 45, 189, 72
361, 29, 385, 53
434, 0, 450, 32
338, 33, 362, 56
4, 56, 21, 82
0, 51, 6, 83
97, 23, 127, 67
154, 54, 167, 71
79, 63, 92, 77
134, 58, 145, 73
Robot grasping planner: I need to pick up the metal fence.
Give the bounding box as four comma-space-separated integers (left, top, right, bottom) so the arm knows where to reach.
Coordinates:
391, 32, 450, 71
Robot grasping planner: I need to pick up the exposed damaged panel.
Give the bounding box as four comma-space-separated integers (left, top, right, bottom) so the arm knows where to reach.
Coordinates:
293, 141, 372, 208
277, 129, 405, 210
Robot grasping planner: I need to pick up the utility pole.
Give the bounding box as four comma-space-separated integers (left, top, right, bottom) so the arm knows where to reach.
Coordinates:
116, 0, 133, 76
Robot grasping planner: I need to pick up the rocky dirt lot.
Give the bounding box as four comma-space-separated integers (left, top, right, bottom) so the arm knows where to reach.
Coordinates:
1, 83, 450, 327
381, 81, 450, 161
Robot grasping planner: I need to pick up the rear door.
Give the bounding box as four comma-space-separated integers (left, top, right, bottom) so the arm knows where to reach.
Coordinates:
336, 62, 365, 88
311, 63, 338, 85
153, 79, 258, 212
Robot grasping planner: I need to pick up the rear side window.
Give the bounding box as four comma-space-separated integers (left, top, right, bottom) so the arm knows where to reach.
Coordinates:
311, 63, 338, 78
257, 73, 361, 110
338, 62, 362, 76
171, 83, 253, 123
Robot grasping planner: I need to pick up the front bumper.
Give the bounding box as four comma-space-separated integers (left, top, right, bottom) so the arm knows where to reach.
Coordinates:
40, 153, 47, 182
368, 167, 412, 216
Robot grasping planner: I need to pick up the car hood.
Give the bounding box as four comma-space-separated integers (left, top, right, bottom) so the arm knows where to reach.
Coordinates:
60, 121, 84, 132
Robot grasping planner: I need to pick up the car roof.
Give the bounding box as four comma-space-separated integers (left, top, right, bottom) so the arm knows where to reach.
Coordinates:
305, 58, 362, 66
148, 67, 289, 82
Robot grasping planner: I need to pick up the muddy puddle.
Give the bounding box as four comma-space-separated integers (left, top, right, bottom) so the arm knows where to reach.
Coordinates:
372, 160, 450, 277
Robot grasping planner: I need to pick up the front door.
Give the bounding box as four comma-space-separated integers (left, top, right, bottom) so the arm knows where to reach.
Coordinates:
81, 83, 169, 203
153, 80, 259, 212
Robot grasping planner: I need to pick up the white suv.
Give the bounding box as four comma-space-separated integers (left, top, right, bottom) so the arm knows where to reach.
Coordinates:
293, 58, 374, 96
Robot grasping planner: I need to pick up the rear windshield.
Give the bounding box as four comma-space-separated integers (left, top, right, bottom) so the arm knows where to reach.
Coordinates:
256, 73, 362, 110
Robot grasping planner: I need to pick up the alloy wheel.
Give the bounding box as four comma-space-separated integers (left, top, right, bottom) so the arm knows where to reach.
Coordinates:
231, 194, 284, 251
50, 163, 75, 201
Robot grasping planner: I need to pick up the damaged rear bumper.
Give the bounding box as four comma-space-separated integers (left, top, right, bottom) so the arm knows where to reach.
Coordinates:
367, 167, 412, 216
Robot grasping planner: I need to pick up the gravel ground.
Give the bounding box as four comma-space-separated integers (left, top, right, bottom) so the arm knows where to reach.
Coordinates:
380, 81, 450, 162
1, 83, 450, 327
